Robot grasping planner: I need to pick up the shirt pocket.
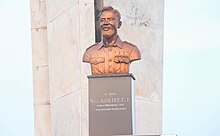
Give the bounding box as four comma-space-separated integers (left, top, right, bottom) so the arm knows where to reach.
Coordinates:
90, 57, 105, 74
113, 55, 121, 73
114, 53, 130, 74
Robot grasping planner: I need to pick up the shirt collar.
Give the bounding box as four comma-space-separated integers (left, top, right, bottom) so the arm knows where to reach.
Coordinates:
98, 36, 123, 50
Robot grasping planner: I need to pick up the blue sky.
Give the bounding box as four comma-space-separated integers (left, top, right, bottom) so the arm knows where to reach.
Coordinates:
164, 0, 220, 135
0, 0, 220, 136
0, 0, 33, 136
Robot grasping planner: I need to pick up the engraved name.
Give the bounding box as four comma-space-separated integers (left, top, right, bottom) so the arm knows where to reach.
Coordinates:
90, 97, 129, 104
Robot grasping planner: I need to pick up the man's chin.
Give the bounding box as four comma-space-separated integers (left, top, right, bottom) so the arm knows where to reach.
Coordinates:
102, 33, 112, 38
102, 31, 116, 37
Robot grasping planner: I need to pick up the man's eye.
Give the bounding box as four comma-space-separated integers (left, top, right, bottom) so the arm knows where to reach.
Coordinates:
100, 18, 115, 22
108, 18, 115, 21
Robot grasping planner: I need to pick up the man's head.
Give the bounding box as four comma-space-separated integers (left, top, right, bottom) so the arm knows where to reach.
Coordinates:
99, 6, 122, 39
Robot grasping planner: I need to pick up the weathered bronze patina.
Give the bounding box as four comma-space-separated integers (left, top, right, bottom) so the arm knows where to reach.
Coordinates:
83, 6, 141, 75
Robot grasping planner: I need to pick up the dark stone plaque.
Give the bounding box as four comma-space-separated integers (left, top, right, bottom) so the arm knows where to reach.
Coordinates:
88, 74, 135, 136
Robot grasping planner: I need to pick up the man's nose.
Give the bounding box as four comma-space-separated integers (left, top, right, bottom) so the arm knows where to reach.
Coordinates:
103, 20, 109, 24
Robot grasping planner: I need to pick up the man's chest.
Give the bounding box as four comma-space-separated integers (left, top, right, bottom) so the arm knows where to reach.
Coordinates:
89, 47, 131, 74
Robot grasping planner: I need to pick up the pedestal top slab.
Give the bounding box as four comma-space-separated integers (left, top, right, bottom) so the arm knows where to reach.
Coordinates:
87, 73, 135, 80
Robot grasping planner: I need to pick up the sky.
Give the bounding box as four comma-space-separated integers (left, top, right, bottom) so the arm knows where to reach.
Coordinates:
163, 0, 220, 135
0, 0, 34, 136
0, 0, 220, 136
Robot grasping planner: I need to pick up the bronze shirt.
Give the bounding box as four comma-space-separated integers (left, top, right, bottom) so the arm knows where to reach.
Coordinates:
83, 37, 141, 75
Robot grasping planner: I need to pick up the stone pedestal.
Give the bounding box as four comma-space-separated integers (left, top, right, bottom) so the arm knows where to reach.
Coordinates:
88, 74, 135, 136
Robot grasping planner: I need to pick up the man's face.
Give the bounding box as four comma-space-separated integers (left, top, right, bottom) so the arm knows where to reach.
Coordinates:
99, 11, 121, 38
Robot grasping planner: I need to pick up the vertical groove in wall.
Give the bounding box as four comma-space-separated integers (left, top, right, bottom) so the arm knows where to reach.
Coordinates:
94, 0, 103, 43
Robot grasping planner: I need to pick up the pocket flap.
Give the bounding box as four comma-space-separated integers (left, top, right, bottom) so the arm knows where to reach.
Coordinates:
90, 57, 105, 64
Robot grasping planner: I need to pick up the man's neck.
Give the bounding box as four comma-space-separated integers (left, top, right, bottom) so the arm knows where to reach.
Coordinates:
103, 34, 118, 46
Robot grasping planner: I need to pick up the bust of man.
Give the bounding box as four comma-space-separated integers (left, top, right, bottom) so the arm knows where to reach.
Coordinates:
83, 6, 141, 75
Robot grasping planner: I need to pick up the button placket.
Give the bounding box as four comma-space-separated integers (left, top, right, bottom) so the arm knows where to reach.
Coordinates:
108, 47, 114, 73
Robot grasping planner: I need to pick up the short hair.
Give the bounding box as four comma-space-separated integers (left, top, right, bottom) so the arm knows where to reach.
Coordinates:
100, 6, 121, 21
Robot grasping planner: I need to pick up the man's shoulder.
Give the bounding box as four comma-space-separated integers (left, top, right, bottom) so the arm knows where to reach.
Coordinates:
85, 43, 99, 51
123, 41, 138, 48
83, 43, 100, 62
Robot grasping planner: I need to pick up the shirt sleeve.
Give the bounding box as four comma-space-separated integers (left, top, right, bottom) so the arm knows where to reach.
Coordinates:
129, 47, 141, 62
82, 50, 90, 63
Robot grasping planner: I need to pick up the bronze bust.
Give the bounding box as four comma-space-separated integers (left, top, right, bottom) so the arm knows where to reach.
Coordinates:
83, 6, 141, 75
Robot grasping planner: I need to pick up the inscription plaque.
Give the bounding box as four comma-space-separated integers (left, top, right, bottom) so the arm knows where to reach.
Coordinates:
88, 74, 135, 136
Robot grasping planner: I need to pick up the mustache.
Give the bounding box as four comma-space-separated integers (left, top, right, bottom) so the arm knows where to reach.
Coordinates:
101, 24, 113, 29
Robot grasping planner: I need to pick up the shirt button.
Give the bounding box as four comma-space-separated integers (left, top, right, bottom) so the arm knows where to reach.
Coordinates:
109, 59, 112, 62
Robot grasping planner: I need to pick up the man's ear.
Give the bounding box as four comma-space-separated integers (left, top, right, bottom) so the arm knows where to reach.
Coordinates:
118, 21, 122, 28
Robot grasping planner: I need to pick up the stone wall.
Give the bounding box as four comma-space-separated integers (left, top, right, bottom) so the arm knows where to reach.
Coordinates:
30, 0, 163, 135
46, 0, 95, 135
30, 0, 52, 135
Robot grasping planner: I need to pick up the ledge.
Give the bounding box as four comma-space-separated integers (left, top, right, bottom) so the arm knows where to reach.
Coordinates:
87, 73, 135, 80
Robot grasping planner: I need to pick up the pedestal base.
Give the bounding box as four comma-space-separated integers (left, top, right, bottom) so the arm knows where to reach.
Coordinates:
88, 74, 135, 136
